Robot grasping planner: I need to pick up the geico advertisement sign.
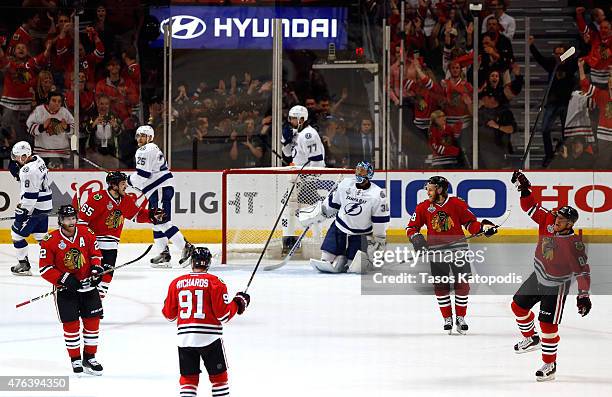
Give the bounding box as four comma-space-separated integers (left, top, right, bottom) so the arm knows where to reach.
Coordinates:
372, 172, 611, 229
0, 171, 221, 229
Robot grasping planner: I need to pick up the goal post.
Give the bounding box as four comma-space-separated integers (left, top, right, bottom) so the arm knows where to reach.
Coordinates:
221, 167, 354, 264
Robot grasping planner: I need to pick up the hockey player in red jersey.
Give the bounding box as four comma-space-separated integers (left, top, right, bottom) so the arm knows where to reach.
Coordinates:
38, 205, 106, 375
406, 176, 497, 334
78, 171, 164, 298
510, 171, 591, 381
163, 247, 250, 397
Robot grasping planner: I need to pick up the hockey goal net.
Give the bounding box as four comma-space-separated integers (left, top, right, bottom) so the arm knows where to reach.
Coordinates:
222, 167, 353, 264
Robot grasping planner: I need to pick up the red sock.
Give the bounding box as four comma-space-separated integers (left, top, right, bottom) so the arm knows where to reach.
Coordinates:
511, 301, 536, 338
82, 317, 100, 355
434, 284, 452, 318
454, 281, 470, 317
179, 374, 199, 397
210, 371, 229, 397
540, 322, 559, 364
62, 321, 81, 358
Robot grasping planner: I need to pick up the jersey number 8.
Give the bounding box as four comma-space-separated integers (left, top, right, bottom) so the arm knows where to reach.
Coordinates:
178, 290, 206, 319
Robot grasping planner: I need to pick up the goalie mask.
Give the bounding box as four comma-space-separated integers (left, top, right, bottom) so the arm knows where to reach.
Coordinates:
355, 161, 374, 184
191, 247, 213, 272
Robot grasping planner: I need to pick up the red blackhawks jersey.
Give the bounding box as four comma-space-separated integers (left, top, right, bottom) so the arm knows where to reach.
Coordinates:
162, 272, 240, 347
77, 190, 151, 250
39, 225, 103, 290
520, 193, 591, 291
406, 196, 482, 249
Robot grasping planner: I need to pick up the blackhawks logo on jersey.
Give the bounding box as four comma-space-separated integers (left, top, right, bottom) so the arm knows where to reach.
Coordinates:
431, 211, 454, 232
93, 193, 103, 201
64, 248, 85, 271
541, 237, 556, 261
105, 209, 124, 229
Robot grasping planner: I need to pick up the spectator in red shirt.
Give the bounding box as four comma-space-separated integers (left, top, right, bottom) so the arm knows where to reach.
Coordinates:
60, 27, 105, 91
7, 11, 41, 56
95, 57, 138, 122
428, 110, 464, 169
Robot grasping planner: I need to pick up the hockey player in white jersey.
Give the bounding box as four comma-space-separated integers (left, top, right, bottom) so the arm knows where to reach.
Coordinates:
280, 105, 326, 254
299, 162, 389, 273
281, 105, 325, 168
8, 141, 53, 275
128, 125, 194, 267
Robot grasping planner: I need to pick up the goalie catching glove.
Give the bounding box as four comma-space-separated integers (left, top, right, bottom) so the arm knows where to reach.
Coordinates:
298, 200, 335, 227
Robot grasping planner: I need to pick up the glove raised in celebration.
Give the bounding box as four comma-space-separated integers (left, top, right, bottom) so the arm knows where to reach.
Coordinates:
480, 219, 498, 237
577, 292, 591, 317
58, 272, 82, 292
410, 233, 427, 251
233, 292, 250, 315
511, 170, 531, 194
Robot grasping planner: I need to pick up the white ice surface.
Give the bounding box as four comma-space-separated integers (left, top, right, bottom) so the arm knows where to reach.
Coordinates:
1, 243, 611, 397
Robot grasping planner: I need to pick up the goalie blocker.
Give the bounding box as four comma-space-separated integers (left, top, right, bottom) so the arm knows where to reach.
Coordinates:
299, 162, 389, 274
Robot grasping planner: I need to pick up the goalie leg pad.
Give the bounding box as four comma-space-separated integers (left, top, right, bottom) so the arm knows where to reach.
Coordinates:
347, 251, 372, 274
320, 222, 347, 257
310, 254, 347, 273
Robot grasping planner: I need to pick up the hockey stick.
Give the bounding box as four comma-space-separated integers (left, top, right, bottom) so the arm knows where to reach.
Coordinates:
15, 244, 153, 308
72, 151, 144, 194
519, 46, 575, 169
391, 210, 512, 268
263, 225, 310, 271
0, 211, 57, 222
244, 161, 311, 293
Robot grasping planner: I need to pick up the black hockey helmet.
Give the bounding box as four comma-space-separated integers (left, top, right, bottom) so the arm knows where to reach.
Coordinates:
58, 204, 77, 224
427, 175, 449, 193
556, 206, 579, 223
191, 247, 213, 271
106, 171, 128, 187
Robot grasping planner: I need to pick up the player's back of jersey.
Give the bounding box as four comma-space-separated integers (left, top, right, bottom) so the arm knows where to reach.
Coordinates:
19, 155, 52, 213
130, 143, 173, 197
293, 126, 325, 167
163, 272, 231, 347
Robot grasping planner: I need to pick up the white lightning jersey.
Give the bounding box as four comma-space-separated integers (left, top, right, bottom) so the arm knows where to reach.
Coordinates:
323, 177, 390, 237
283, 125, 325, 167
18, 155, 52, 214
128, 143, 173, 198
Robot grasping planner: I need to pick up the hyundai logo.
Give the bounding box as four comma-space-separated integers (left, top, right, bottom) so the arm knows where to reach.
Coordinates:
160, 15, 206, 40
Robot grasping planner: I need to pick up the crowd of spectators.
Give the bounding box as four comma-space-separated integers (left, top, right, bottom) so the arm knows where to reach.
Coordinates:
0, 2, 142, 168
0, 0, 609, 170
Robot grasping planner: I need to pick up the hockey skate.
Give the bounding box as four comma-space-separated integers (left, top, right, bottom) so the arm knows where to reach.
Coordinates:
150, 247, 171, 268
11, 258, 32, 276
71, 358, 83, 374
514, 335, 541, 354
179, 242, 195, 265
443, 317, 453, 334
455, 316, 469, 335
83, 354, 103, 376
281, 236, 299, 256
535, 362, 556, 382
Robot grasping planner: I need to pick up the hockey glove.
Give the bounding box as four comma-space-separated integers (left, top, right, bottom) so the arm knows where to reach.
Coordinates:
58, 272, 82, 292
12, 206, 30, 233
8, 160, 20, 181
149, 208, 166, 224
281, 124, 295, 145
480, 219, 498, 237
511, 171, 531, 196
410, 233, 427, 251
233, 292, 250, 315
87, 265, 105, 288
577, 292, 591, 317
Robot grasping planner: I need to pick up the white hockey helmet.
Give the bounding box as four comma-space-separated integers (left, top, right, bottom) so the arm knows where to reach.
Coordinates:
288, 105, 308, 123
135, 125, 155, 139
11, 141, 32, 161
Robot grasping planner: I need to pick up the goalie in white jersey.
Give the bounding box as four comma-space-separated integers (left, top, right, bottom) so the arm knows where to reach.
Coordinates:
300, 162, 390, 273
128, 125, 194, 267
8, 141, 53, 276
